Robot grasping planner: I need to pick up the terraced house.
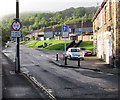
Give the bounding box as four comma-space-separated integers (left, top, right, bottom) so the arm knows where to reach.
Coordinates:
92, 0, 120, 68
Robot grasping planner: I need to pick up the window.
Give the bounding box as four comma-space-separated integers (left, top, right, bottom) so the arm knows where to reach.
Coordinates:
100, 11, 103, 27
91, 37, 93, 39
109, 0, 112, 19
104, 6, 107, 24
71, 49, 80, 52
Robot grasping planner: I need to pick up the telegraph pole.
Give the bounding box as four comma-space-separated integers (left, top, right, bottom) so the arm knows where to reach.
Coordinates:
15, 0, 20, 73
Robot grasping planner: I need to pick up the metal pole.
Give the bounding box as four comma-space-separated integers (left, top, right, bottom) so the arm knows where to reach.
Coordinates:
16, 0, 19, 19
78, 56, 80, 67
81, 18, 84, 40
15, 0, 20, 73
56, 53, 58, 61
64, 38, 66, 54
64, 55, 67, 65
63, 38, 67, 61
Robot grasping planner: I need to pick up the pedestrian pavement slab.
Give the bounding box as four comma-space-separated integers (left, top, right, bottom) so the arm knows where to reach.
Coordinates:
2, 53, 48, 99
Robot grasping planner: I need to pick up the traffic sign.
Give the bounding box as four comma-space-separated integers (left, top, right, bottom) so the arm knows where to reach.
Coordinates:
11, 21, 22, 31
62, 32, 69, 38
11, 31, 21, 37
62, 25, 69, 32
62, 25, 69, 38
44, 32, 54, 38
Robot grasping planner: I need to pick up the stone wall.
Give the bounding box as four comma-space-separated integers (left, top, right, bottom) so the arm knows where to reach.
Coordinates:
93, 0, 120, 68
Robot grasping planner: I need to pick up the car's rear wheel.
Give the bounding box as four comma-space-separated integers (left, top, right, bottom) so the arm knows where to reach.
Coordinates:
81, 58, 84, 60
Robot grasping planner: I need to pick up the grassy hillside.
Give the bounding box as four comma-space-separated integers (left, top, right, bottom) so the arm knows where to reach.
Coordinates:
25, 40, 39, 47
25, 40, 93, 51
25, 40, 70, 50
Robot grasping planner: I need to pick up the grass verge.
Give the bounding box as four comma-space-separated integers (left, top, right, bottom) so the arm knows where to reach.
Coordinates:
78, 41, 94, 51
25, 40, 93, 51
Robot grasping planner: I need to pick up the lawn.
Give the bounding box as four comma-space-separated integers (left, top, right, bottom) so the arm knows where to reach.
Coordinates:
13, 40, 27, 44
25, 40, 71, 50
25, 40, 39, 47
25, 40, 93, 51
45, 42, 70, 50
20, 41, 26, 44
78, 41, 94, 51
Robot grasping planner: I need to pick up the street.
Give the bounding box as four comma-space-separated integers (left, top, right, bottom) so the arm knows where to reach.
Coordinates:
2, 52, 52, 100
2, 43, 119, 100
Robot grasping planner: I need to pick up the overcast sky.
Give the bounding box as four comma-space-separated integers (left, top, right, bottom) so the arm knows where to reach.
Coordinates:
0, 0, 103, 18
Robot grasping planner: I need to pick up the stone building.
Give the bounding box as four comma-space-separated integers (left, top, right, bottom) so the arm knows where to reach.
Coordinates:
92, 0, 120, 68
25, 29, 44, 40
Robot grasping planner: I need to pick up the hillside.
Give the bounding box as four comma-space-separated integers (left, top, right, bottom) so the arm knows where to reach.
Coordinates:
1, 6, 98, 46
25, 40, 93, 51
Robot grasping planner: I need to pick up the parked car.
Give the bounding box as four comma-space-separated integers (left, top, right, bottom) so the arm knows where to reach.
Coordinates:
80, 47, 92, 56
66, 48, 84, 60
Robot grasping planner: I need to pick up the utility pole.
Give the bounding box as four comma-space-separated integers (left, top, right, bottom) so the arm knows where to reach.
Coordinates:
81, 18, 84, 41
15, 0, 20, 73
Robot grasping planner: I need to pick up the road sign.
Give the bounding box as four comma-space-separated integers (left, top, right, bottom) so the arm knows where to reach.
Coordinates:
11, 21, 22, 31
62, 32, 69, 38
62, 25, 69, 38
11, 31, 21, 37
44, 32, 54, 38
62, 25, 69, 32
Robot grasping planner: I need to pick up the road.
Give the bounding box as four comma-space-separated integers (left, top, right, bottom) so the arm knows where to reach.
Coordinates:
2, 43, 119, 99
2, 52, 52, 100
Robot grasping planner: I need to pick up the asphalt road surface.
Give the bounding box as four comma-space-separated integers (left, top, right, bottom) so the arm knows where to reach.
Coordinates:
2, 43, 119, 100
2, 52, 51, 100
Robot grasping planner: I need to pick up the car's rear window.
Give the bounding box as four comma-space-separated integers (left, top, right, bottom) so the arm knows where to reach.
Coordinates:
71, 49, 80, 52
80, 48, 86, 50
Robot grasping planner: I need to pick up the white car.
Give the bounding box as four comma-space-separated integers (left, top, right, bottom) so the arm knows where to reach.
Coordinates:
66, 48, 84, 60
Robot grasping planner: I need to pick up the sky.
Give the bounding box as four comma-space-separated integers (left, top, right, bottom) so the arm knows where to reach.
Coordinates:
0, 0, 103, 18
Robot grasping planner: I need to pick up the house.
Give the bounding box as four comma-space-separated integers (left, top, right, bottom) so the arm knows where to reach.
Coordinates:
68, 20, 93, 41
92, 0, 120, 68
25, 29, 44, 40
25, 20, 93, 41
77, 32, 93, 42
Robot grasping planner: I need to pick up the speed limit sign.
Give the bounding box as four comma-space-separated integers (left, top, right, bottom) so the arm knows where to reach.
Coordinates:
11, 21, 22, 31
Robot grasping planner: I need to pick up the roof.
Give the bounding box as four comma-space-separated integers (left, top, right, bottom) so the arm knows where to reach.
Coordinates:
92, 0, 108, 22
68, 20, 92, 28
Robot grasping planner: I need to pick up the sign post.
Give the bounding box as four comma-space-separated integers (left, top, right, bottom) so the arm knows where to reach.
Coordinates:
16, 0, 20, 73
11, 0, 22, 73
62, 25, 69, 56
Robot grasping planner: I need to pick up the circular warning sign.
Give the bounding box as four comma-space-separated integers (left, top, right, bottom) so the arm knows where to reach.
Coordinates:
11, 21, 22, 31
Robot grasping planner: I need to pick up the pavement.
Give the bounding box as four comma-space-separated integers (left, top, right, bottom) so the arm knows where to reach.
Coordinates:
0, 52, 2, 100
2, 53, 51, 100
50, 55, 120, 75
